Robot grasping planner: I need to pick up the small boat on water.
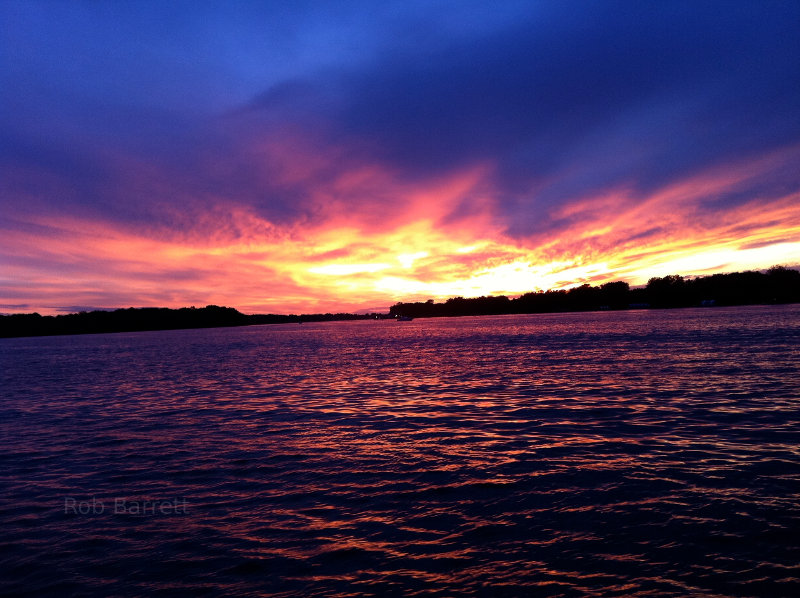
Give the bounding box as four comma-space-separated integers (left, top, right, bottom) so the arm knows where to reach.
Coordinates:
396, 315, 413, 321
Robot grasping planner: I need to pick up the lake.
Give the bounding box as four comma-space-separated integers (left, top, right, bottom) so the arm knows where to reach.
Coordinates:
1, 306, 799, 596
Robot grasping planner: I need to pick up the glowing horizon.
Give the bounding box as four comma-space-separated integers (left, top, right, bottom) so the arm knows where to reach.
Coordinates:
4, 149, 798, 316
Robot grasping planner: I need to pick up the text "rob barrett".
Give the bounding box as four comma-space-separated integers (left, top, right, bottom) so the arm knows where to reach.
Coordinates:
64, 497, 188, 515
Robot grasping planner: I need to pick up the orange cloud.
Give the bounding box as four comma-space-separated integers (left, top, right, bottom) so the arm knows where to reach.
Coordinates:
2, 145, 799, 315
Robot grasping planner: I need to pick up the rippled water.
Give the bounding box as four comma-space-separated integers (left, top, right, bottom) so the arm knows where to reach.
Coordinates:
2, 306, 800, 597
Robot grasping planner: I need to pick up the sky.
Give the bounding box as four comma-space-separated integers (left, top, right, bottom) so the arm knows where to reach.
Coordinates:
2, 0, 799, 315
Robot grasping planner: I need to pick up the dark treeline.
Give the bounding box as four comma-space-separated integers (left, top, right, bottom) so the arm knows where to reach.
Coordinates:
0, 305, 385, 339
1, 305, 247, 338
2, 266, 799, 338
389, 266, 800, 319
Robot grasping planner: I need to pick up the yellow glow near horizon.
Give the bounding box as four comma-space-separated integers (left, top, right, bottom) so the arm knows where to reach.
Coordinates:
397, 252, 429, 269
308, 263, 391, 276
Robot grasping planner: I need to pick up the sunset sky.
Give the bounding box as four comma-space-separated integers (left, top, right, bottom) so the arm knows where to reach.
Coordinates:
2, 1, 799, 315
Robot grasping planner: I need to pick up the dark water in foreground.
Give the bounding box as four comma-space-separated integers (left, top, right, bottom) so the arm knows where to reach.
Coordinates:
1, 306, 799, 597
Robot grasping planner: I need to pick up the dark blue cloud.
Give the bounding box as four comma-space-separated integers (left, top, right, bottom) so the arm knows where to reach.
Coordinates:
2, 0, 799, 238
235, 1, 800, 234
329, 2, 799, 209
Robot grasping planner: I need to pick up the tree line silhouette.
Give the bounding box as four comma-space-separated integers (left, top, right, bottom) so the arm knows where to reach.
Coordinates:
1, 266, 798, 338
0, 305, 384, 338
389, 266, 800, 319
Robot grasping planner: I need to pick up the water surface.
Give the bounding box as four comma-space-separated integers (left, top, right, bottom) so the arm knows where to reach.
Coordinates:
2, 306, 799, 596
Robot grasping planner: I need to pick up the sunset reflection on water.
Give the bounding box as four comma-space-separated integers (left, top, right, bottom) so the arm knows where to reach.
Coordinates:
1, 306, 799, 596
